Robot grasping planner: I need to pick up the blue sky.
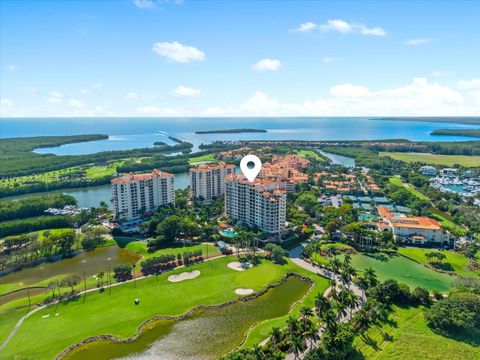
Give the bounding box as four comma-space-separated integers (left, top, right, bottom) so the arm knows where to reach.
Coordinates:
1, 0, 479, 117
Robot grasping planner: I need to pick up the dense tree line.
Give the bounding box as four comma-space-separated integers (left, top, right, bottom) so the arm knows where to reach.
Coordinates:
0, 194, 77, 221
0, 135, 193, 178
0, 175, 112, 198
0, 215, 72, 237
117, 154, 190, 173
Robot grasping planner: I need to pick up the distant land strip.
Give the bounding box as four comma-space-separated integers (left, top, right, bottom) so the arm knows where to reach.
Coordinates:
371, 117, 480, 125
195, 128, 267, 134
430, 129, 480, 138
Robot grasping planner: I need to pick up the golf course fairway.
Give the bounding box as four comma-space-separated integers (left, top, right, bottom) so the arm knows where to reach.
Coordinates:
0, 256, 323, 359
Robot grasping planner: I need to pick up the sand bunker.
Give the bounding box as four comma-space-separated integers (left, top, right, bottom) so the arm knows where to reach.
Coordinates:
168, 270, 201, 283
227, 262, 251, 271
235, 288, 254, 295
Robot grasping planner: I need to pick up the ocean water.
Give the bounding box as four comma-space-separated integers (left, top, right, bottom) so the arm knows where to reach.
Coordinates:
0, 117, 477, 155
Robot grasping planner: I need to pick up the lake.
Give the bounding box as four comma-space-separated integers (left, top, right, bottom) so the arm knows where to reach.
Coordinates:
6, 171, 192, 209
319, 150, 355, 167
0, 246, 142, 289
62, 276, 311, 360
1, 117, 477, 155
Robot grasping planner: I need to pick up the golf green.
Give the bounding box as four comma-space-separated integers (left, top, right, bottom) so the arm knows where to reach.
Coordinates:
349, 252, 454, 291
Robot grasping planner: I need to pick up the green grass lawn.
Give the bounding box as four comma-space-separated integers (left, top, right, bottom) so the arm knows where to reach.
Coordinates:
397, 247, 479, 277
346, 252, 454, 292
0, 308, 29, 345
380, 152, 480, 167
353, 305, 480, 360
124, 241, 221, 260
188, 154, 215, 164
295, 150, 326, 162
429, 207, 467, 236
389, 176, 430, 201
0, 256, 318, 359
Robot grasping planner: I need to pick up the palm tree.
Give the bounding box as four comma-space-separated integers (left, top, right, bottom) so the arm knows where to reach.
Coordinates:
329, 257, 341, 278
340, 270, 351, 288
97, 271, 104, 288
364, 267, 377, 288
252, 344, 263, 360
343, 253, 352, 267
299, 305, 313, 331
314, 293, 331, 320
269, 326, 282, 352
288, 335, 306, 360
336, 302, 349, 320
345, 288, 360, 317
304, 323, 320, 348
286, 316, 300, 335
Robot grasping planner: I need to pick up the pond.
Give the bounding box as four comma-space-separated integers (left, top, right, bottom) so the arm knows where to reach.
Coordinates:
318, 150, 356, 168
348, 252, 454, 291
0, 246, 142, 290
63, 276, 311, 360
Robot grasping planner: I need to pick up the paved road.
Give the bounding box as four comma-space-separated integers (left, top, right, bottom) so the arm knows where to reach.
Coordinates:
283, 246, 366, 360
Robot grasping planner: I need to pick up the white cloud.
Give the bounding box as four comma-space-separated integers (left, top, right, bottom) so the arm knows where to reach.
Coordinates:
457, 78, 480, 90
171, 86, 201, 97
123, 92, 140, 100
319, 19, 386, 36
67, 99, 86, 109
8, 64, 18, 71
47, 91, 64, 104
22, 85, 38, 93
132, 0, 157, 9
0, 99, 15, 116
290, 22, 317, 33
252, 59, 282, 72
199, 78, 474, 116
330, 84, 370, 97
80, 89, 91, 95
432, 70, 455, 77
322, 57, 335, 63
405, 38, 431, 46
137, 106, 179, 116
152, 41, 205, 63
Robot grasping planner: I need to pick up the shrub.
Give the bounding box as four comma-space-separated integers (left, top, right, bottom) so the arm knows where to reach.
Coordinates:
425, 292, 480, 333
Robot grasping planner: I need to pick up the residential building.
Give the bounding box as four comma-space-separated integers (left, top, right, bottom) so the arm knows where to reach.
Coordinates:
420, 166, 437, 176
190, 162, 235, 200
112, 169, 175, 221
376, 206, 450, 244
225, 174, 286, 238
259, 155, 309, 192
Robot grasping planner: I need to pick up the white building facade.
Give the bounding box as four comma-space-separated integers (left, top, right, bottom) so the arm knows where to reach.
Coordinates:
225, 174, 286, 238
190, 162, 235, 200
112, 169, 175, 221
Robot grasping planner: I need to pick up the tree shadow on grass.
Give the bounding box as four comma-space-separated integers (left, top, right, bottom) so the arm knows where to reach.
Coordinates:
430, 327, 480, 347
362, 251, 396, 262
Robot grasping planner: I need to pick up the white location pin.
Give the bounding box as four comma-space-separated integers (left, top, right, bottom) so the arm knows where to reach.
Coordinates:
240, 154, 262, 182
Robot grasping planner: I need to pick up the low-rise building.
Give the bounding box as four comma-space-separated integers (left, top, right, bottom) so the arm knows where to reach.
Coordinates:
376, 206, 450, 244
225, 174, 286, 238
112, 169, 175, 221
420, 166, 437, 176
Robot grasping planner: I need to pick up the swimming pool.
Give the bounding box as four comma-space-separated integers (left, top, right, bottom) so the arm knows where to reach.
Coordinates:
220, 230, 237, 237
